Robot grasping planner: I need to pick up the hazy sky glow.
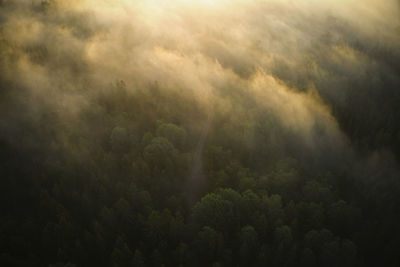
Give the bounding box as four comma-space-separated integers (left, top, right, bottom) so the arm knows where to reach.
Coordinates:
0, 0, 399, 159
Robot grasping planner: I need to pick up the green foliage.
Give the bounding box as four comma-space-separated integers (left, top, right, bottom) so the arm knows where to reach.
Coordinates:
110, 127, 129, 153
192, 193, 235, 233
156, 122, 187, 149
132, 250, 145, 267
194, 226, 224, 264
111, 237, 134, 267
0, 72, 398, 267
238, 226, 259, 265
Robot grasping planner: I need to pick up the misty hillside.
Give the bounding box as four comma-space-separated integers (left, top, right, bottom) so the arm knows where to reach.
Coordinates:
1, 0, 400, 266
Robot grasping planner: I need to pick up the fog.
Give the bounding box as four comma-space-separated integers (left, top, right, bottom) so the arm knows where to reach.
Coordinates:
2, 1, 400, 265
1, 0, 400, 176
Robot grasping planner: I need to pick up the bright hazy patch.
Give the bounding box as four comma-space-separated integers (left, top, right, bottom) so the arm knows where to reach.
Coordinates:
0, 0, 399, 153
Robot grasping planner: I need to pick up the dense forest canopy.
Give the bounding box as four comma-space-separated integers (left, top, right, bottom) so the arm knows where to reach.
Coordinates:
0, 0, 400, 266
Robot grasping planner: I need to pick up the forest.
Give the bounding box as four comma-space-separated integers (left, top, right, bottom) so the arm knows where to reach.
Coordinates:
0, 0, 400, 266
